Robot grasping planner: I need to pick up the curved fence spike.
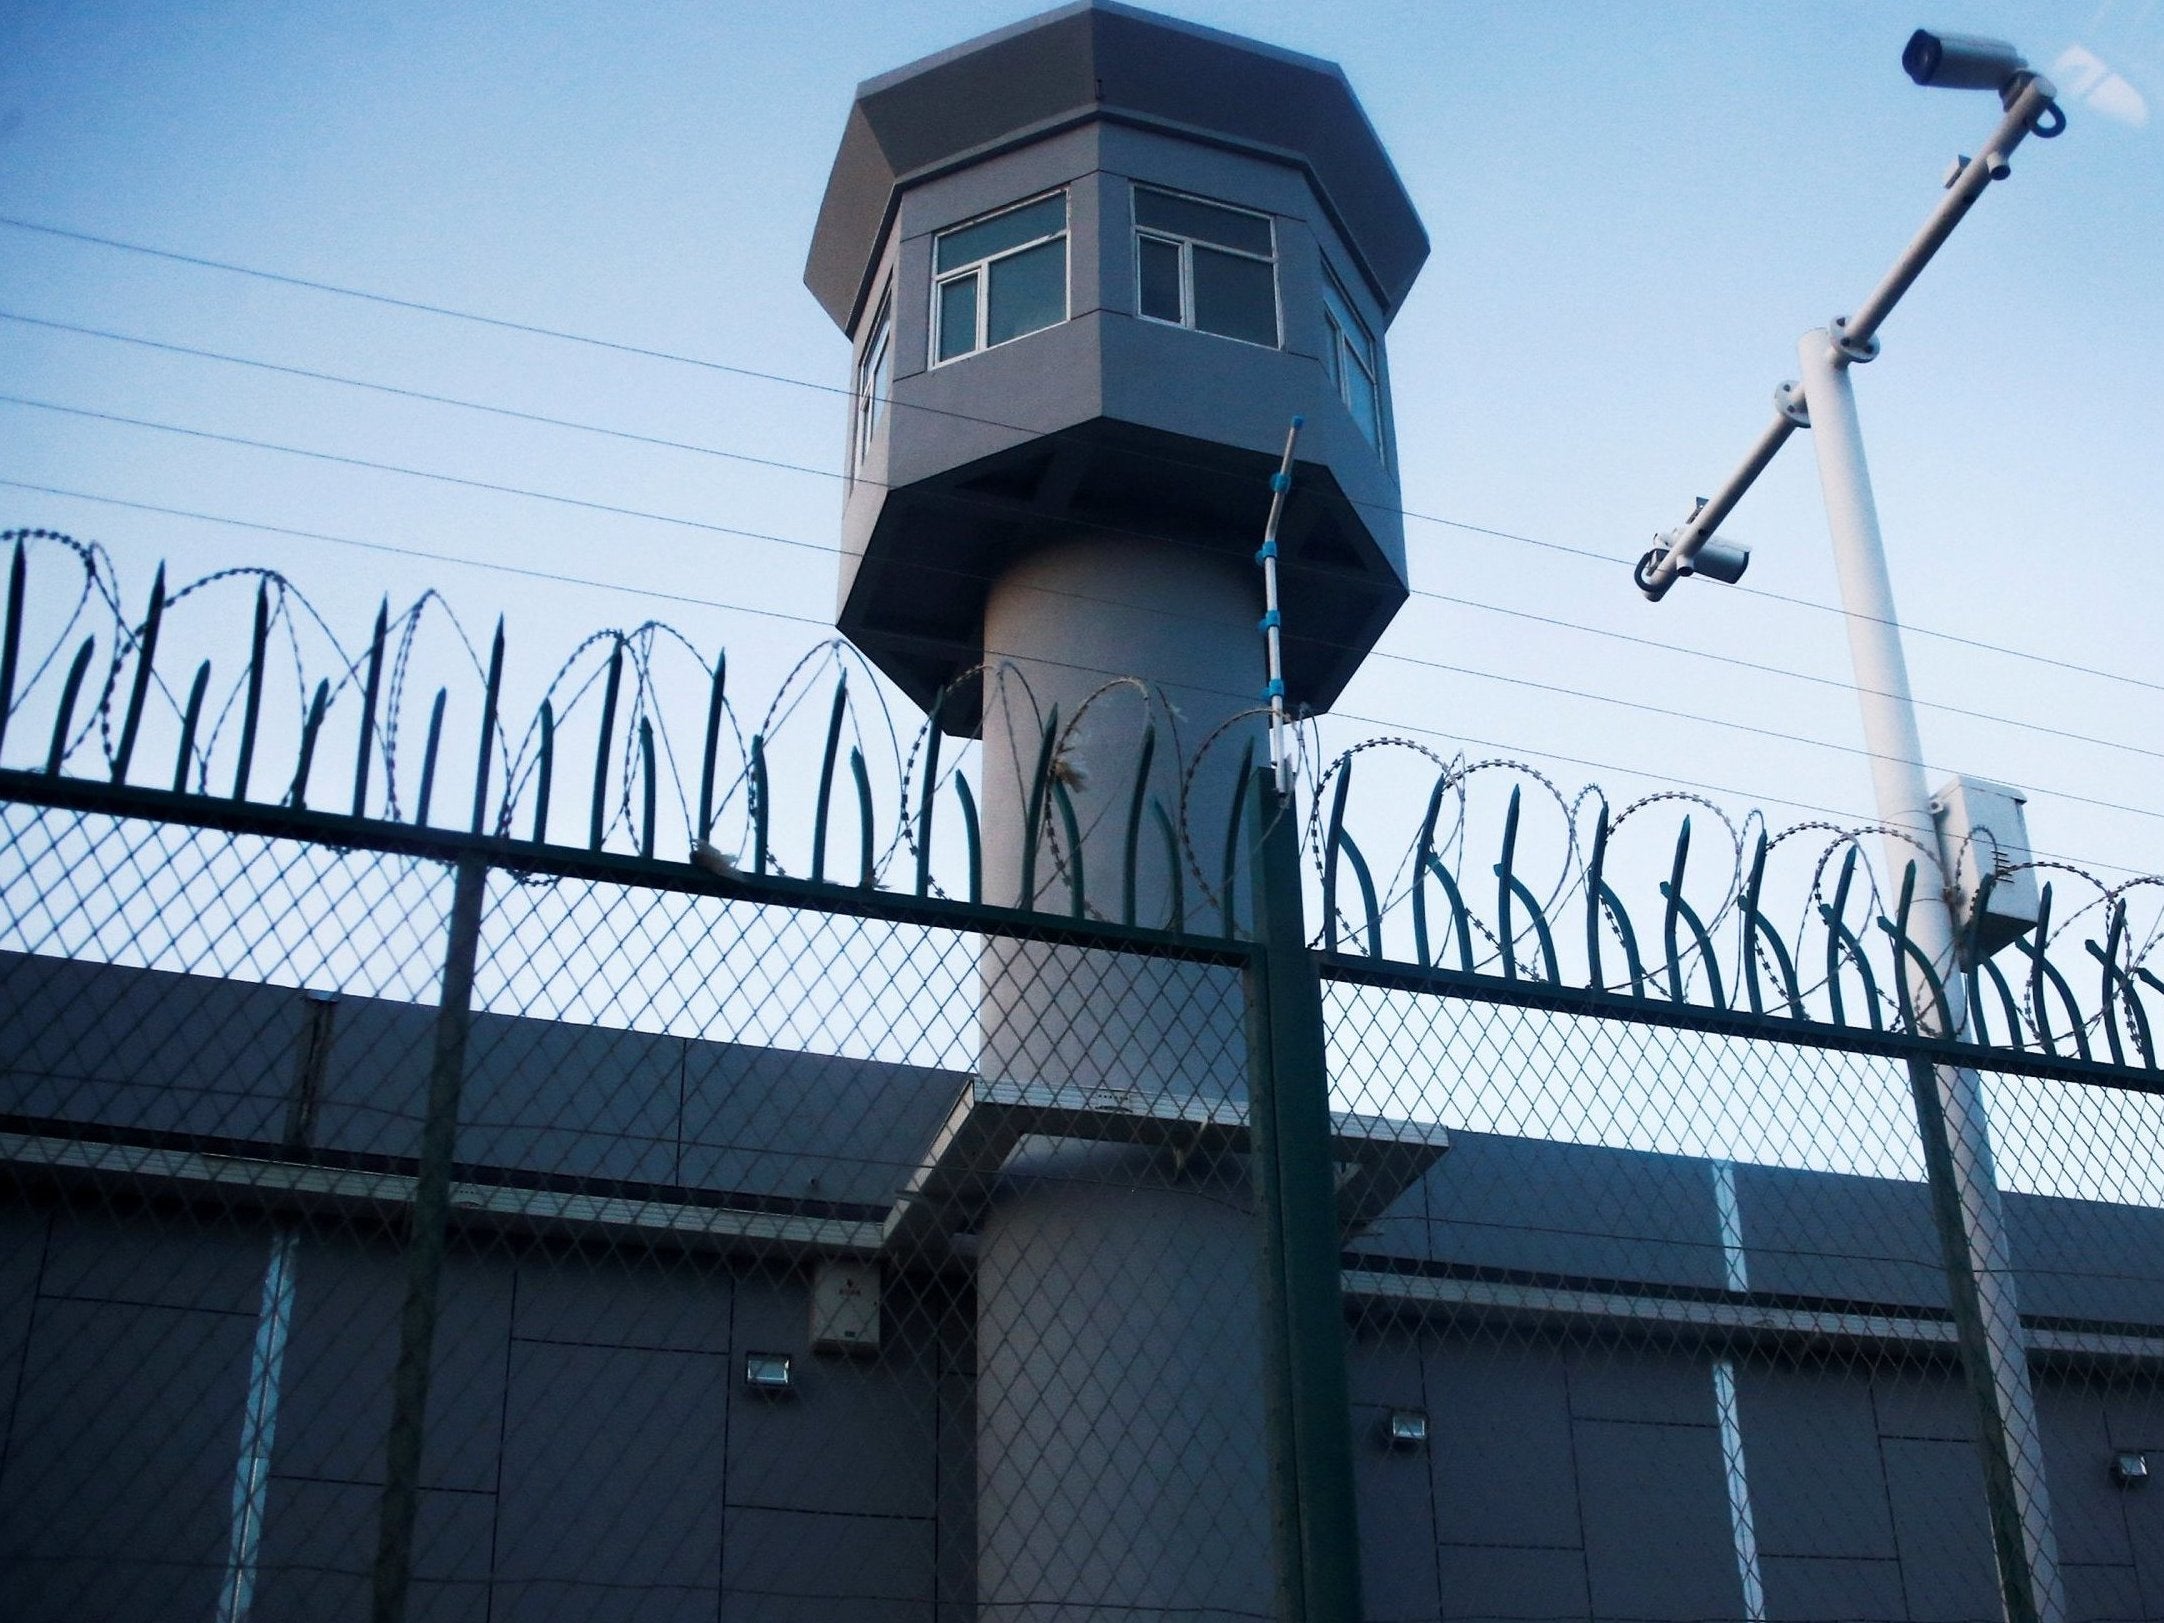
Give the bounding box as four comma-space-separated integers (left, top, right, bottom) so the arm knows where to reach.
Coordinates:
851, 746, 875, 888
638, 717, 657, 861
590, 640, 622, 852
1151, 796, 1183, 934
1018, 708, 1060, 911
1820, 846, 1884, 1031
588, 641, 623, 849
0, 538, 24, 766
1051, 777, 1086, 919
1336, 829, 1383, 958
1122, 726, 1156, 928
750, 733, 770, 876
812, 677, 848, 884
1496, 785, 1524, 980
2086, 900, 2157, 1069
473, 620, 504, 836
1878, 860, 1952, 1038
1323, 759, 1355, 953
2011, 884, 2090, 1061
1221, 738, 1254, 939
1584, 805, 1613, 992
1659, 819, 1726, 1010
44, 637, 94, 776
1739, 833, 1801, 1017
415, 688, 447, 827
353, 599, 387, 818
1970, 957, 2024, 1052
954, 771, 981, 906
915, 720, 943, 900
174, 661, 210, 794
112, 564, 164, 785
290, 679, 330, 810
1417, 853, 1476, 975
1498, 868, 1561, 985
532, 700, 554, 844
232, 580, 269, 800
696, 650, 726, 846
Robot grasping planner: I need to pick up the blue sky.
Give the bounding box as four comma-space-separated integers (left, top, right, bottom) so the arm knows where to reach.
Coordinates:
1, 0, 2159, 905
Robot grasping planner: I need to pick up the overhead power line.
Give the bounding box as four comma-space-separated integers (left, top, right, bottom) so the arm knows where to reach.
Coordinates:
10, 305, 2158, 764
6, 212, 2160, 697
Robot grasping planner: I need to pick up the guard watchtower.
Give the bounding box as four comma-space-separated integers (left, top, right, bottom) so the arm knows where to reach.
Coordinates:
806, 0, 1427, 738
807, 9, 1427, 1617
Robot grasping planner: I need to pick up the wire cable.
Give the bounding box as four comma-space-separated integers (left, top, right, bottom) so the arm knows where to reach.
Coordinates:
9, 306, 2157, 765
7, 212, 2160, 697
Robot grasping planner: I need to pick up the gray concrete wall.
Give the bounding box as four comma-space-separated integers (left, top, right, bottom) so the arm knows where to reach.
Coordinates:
1348, 1323, 2164, 1623
0, 1203, 967, 1623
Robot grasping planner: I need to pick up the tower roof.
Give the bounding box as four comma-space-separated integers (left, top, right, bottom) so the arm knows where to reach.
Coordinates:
804, 0, 1428, 332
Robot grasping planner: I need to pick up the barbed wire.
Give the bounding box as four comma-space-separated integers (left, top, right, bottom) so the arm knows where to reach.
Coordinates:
5, 525, 2161, 1065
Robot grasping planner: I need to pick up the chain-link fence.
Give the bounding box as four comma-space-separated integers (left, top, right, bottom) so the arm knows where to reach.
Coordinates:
5, 778, 2161, 1623
2, 528, 2160, 1622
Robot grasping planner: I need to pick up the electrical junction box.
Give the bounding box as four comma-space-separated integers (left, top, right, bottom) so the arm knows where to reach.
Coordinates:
809, 1259, 881, 1356
1929, 774, 2040, 965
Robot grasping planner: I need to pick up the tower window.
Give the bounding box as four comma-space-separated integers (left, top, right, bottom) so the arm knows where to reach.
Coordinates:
1322, 269, 1383, 453
1133, 186, 1278, 348
931, 192, 1069, 364
853, 287, 893, 467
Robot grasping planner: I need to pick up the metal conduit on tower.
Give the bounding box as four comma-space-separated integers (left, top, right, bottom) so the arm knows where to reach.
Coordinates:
806, 5, 1427, 1615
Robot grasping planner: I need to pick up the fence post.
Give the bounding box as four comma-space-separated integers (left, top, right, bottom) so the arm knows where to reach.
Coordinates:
1245, 774, 1364, 1623
1907, 1057, 2063, 1623
371, 854, 488, 1623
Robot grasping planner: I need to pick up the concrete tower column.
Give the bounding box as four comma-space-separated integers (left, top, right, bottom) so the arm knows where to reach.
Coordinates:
974, 533, 1270, 1619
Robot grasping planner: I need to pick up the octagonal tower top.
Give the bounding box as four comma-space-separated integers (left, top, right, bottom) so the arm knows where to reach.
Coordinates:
806, 0, 1427, 335
805, 2, 1430, 728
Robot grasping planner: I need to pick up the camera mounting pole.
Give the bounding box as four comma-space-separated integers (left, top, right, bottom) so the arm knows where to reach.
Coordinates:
1635, 32, 2070, 1623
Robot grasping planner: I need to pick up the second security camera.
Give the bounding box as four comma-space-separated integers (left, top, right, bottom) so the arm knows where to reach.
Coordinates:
1902, 30, 2027, 92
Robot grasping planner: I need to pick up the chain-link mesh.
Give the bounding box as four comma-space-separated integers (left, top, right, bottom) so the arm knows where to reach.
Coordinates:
1331, 978, 2164, 1623
5, 790, 2163, 1622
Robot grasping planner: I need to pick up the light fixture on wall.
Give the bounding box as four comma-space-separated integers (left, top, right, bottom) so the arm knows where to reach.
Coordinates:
1379, 1409, 1428, 1450
2111, 1451, 2149, 1487
744, 1352, 795, 1395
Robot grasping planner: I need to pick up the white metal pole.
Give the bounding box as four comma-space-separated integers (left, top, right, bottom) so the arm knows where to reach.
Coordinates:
1258, 417, 1303, 796
1797, 328, 2065, 1623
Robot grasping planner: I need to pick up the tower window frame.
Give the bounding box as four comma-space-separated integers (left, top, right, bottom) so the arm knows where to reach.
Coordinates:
852, 285, 893, 470
1321, 265, 1385, 459
929, 190, 1070, 366
1131, 184, 1281, 349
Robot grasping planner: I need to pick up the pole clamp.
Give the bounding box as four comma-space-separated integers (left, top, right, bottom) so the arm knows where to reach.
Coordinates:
1830, 317, 1881, 365
1775, 380, 1811, 429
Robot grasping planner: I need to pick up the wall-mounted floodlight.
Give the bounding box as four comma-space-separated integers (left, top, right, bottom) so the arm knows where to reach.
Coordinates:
1379, 1409, 1429, 1450
744, 1351, 795, 1394
2112, 1451, 2150, 1487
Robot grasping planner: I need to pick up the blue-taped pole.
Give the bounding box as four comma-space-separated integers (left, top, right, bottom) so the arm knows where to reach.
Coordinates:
1255, 418, 1303, 795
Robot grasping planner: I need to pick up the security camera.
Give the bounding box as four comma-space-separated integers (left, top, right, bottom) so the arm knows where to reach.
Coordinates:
1687, 534, 1751, 584
1903, 30, 2027, 92
1635, 531, 1751, 599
